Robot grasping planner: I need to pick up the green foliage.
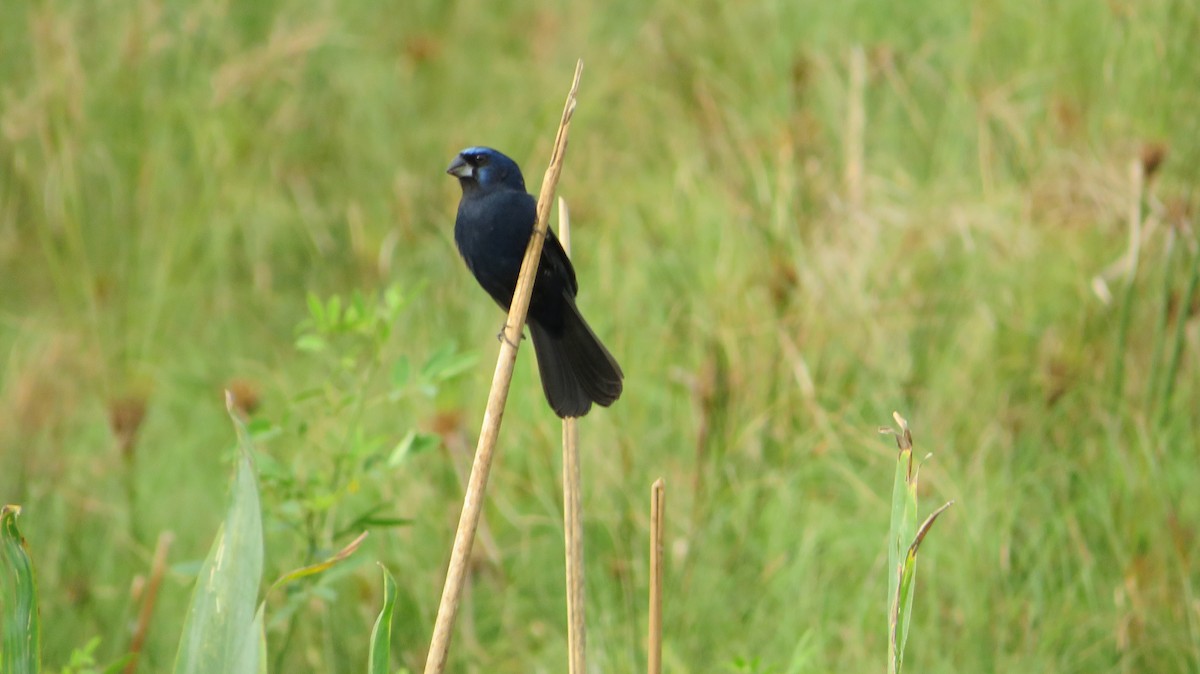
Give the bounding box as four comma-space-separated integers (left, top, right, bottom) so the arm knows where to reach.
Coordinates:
2, 0, 1199, 671
55, 638, 129, 674
173, 408, 378, 674
1, 505, 41, 674
232, 285, 466, 668
172, 412, 265, 674
367, 566, 398, 674
883, 416, 951, 674
1, 515, 129, 674
249, 285, 468, 611
887, 451, 918, 673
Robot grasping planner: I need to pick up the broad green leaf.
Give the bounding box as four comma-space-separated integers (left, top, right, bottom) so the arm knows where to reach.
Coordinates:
231, 604, 268, 674
172, 407, 264, 674
367, 565, 398, 674
2, 504, 40, 674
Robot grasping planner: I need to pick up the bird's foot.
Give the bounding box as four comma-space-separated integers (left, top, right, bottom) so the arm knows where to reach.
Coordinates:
496, 325, 525, 349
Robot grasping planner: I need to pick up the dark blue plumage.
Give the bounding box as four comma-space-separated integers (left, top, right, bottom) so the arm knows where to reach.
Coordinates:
447, 147, 623, 417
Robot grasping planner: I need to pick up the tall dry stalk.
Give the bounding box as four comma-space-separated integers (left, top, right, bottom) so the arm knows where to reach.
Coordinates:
648, 478, 665, 674
422, 60, 585, 674
558, 197, 588, 674
123, 531, 174, 674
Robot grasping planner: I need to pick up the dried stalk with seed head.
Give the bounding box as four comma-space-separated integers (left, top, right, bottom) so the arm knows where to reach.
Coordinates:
422, 60, 584, 674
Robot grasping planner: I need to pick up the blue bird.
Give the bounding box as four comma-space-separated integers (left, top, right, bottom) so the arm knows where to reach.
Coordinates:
447, 147, 623, 417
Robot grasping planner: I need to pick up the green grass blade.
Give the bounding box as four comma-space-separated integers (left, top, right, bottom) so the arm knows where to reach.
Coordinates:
888, 449, 918, 674
883, 414, 953, 674
886, 447, 913, 616
1, 505, 41, 674
367, 564, 398, 674
883, 414, 917, 674
172, 403, 265, 674
896, 502, 954, 665
1159, 243, 1200, 422
267, 531, 369, 593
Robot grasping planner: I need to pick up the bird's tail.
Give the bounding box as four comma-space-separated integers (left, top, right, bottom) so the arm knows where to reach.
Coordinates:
528, 301, 623, 418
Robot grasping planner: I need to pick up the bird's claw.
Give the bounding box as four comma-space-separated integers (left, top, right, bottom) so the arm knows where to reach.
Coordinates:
496, 325, 524, 349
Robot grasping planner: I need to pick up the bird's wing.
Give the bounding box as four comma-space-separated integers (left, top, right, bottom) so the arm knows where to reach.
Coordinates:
540, 228, 579, 297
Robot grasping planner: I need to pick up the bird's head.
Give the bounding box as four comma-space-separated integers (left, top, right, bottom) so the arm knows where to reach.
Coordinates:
446, 147, 526, 192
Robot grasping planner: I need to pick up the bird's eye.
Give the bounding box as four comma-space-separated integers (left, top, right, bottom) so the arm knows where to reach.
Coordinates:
474, 153, 489, 166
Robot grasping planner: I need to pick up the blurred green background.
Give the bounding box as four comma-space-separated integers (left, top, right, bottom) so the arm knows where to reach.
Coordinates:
2, 0, 1199, 672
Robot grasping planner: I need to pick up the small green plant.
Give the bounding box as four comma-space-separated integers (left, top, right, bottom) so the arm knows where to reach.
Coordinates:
2, 509, 133, 674
54, 638, 127, 674
367, 565, 398, 674
254, 284, 473, 557
248, 283, 474, 667
2, 504, 40, 674
172, 404, 269, 674
173, 399, 394, 674
881, 413, 953, 674
1, 406, 402, 674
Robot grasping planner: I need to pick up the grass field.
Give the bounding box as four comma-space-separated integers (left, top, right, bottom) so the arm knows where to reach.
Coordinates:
3, 0, 1199, 672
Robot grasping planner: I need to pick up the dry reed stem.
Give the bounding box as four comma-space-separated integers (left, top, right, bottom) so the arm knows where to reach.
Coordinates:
421, 59, 584, 674
648, 478, 665, 674
123, 531, 174, 674
558, 197, 588, 674
562, 416, 586, 674
557, 195, 572, 254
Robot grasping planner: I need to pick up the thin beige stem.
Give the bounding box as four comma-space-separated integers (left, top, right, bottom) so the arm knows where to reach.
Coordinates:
557, 195, 571, 254
422, 60, 584, 674
124, 531, 174, 674
563, 418, 586, 674
648, 478, 665, 674
559, 198, 587, 674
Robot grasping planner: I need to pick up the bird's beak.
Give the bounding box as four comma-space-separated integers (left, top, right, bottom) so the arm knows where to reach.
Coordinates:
446, 155, 473, 178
